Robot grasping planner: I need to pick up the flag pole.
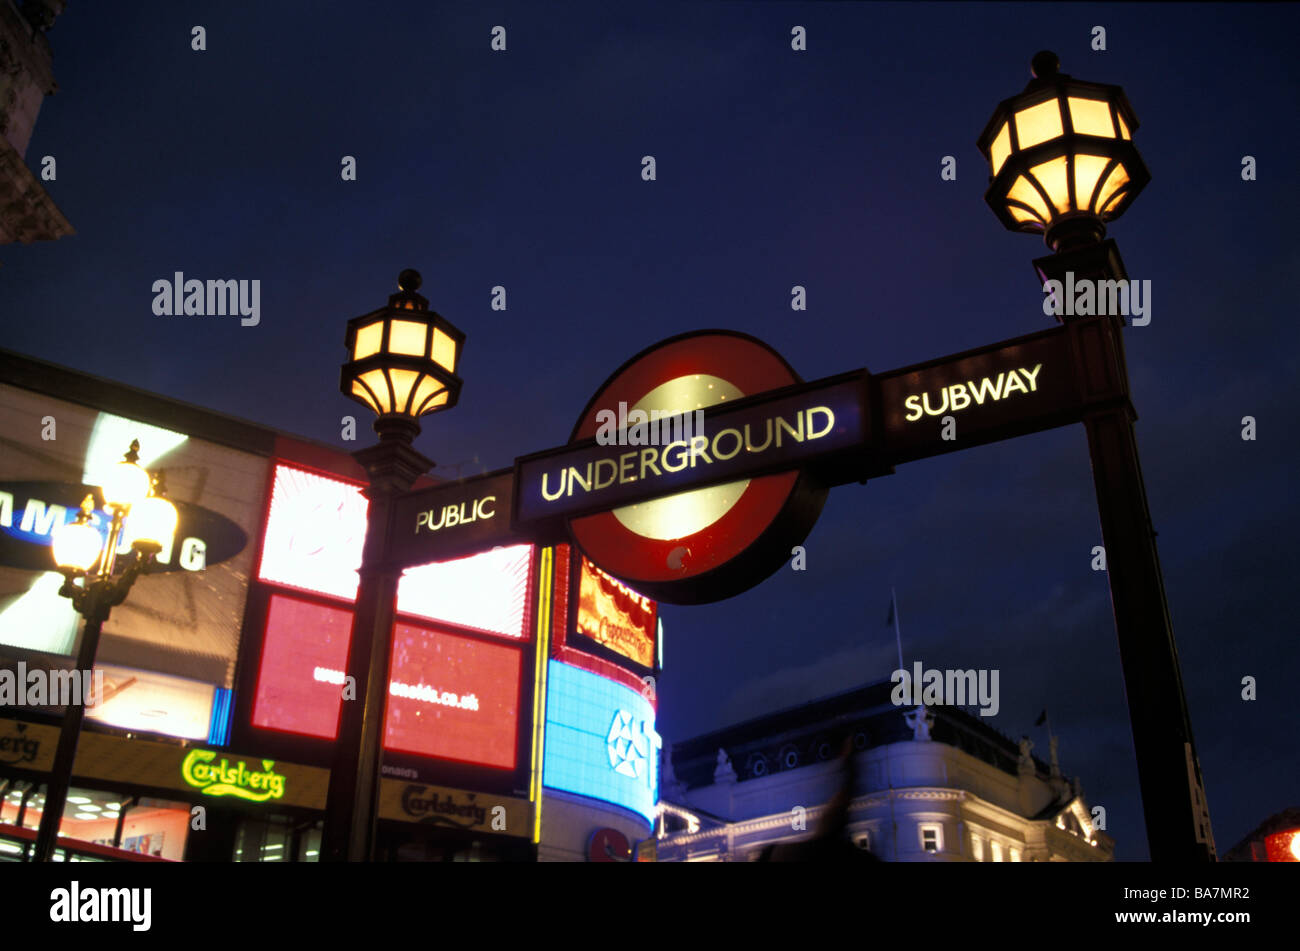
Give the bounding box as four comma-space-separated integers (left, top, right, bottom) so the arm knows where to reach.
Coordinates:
891, 586, 904, 672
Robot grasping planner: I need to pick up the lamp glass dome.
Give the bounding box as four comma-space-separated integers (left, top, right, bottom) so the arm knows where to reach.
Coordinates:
978, 54, 1149, 244
341, 270, 464, 425
102, 459, 151, 511
52, 519, 103, 573
129, 495, 179, 553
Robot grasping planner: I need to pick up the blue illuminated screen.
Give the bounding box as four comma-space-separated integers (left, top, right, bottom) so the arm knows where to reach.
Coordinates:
543, 661, 659, 826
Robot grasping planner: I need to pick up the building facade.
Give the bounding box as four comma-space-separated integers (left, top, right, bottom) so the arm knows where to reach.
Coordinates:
0, 0, 72, 245
655, 680, 1114, 862
0, 347, 661, 861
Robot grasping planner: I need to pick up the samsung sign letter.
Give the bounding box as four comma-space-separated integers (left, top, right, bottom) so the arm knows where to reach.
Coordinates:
543, 661, 660, 825
0, 482, 243, 574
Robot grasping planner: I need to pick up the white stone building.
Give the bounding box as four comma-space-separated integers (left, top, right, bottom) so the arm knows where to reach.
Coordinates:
654, 680, 1113, 862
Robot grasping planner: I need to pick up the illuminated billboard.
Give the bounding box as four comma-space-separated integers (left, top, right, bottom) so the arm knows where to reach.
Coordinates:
397, 543, 533, 640
0, 384, 264, 690
259, 464, 534, 639
384, 622, 522, 769
86, 663, 217, 741
252, 595, 523, 769
251, 594, 353, 740
256, 464, 368, 602
543, 660, 659, 825
572, 556, 656, 669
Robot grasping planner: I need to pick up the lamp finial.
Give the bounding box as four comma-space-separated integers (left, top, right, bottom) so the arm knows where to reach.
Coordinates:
1031, 50, 1060, 79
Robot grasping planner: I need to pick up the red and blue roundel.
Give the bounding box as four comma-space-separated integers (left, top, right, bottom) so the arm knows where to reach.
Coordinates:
567, 331, 828, 604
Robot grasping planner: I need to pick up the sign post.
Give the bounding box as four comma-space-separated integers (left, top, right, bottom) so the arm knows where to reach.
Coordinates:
502, 315, 1208, 862
341, 310, 1207, 863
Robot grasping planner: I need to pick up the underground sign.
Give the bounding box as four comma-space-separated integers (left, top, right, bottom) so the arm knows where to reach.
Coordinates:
516, 330, 867, 604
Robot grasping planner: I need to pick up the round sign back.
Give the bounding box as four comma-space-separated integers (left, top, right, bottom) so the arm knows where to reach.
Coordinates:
567, 330, 828, 604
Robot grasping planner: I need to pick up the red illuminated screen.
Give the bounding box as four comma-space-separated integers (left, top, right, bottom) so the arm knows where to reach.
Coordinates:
253, 597, 522, 768
384, 623, 521, 769
252, 594, 353, 739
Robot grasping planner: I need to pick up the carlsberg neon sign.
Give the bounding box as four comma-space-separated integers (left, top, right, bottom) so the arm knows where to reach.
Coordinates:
181, 749, 286, 802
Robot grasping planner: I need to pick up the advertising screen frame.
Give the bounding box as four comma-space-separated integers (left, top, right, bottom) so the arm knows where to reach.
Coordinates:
564, 553, 658, 678
232, 471, 543, 801
380, 619, 527, 774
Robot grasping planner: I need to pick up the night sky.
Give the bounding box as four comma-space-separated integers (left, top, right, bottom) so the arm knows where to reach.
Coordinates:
3, 2, 1297, 860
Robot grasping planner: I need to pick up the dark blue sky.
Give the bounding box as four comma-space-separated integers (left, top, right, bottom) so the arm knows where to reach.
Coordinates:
4, 2, 1297, 859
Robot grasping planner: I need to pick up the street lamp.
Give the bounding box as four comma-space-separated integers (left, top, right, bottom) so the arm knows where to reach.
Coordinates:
32, 440, 178, 862
977, 50, 1149, 253
342, 267, 464, 441
322, 269, 465, 862
977, 54, 1215, 863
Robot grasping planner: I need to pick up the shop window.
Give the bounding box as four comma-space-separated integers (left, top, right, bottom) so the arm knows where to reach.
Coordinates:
51, 790, 189, 861
234, 815, 322, 862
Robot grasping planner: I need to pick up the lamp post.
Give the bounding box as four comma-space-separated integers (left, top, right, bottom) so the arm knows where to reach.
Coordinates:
321, 268, 465, 862
978, 52, 1215, 862
32, 441, 178, 863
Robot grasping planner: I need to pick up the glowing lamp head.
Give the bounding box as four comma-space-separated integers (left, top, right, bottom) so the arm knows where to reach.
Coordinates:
101, 439, 152, 511
130, 472, 179, 556
340, 269, 465, 442
52, 496, 103, 574
977, 51, 1150, 252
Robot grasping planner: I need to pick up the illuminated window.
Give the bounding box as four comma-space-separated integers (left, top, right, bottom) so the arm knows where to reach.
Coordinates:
234, 815, 322, 862
991, 840, 1003, 862
971, 833, 984, 861
56, 790, 191, 861
1010, 847, 1022, 862
919, 823, 942, 853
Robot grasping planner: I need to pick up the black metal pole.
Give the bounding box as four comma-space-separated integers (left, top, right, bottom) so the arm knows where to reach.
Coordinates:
1082, 401, 1215, 862
1039, 242, 1215, 862
321, 437, 432, 862
112, 796, 134, 849
31, 610, 105, 863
